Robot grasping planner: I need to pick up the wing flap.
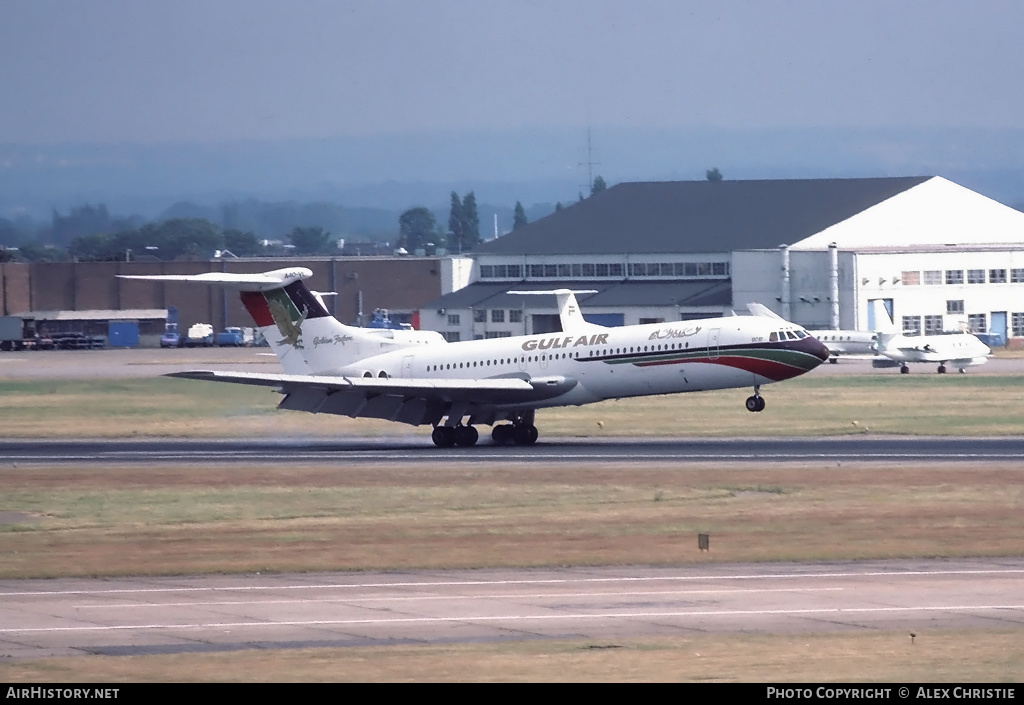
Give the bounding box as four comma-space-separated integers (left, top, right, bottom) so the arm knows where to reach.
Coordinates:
166, 370, 577, 425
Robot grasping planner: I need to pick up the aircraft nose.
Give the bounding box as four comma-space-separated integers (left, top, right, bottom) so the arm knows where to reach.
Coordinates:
808, 336, 830, 364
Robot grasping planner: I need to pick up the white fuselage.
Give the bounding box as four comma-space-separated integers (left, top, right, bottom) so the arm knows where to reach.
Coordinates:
810, 330, 878, 358
308, 314, 825, 410
874, 332, 991, 367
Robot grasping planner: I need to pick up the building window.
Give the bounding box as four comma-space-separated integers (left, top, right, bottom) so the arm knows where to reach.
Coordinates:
473, 309, 487, 323
1012, 312, 1024, 337
543, 264, 557, 277
507, 264, 523, 278
924, 315, 944, 334
609, 263, 624, 277
712, 262, 730, 276
989, 269, 1007, 283
967, 313, 987, 333
902, 316, 922, 335
946, 300, 964, 314
1012, 269, 1024, 284
595, 263, 609, 277
901, 271, 921, 286
967, 269, 985, 284
945, 270, 964, 285
509, 310, 523, 323
491, 309, 505, 323
529, 264, 544, 278
571, 263, 582, 277
557, 264, 571, 277
443, 332, 461, 342
479, 265, 493, 278
485, 331, 512, 338
923, 270, 942, 285
447, 314, 460, 326
582, 263, 595, 277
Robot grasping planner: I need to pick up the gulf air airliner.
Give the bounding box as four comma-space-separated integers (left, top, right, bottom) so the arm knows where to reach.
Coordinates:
120, 267, 829, 447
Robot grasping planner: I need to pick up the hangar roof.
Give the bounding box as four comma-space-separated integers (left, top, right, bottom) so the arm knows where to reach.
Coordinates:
474, 177, 931, 256
425, 279, 732, 311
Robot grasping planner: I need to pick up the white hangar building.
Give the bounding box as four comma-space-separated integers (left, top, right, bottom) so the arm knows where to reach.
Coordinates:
422, 176, 1024, 345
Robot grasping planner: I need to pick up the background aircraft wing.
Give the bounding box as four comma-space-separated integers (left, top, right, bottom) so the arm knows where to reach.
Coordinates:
167, 370, 577, 426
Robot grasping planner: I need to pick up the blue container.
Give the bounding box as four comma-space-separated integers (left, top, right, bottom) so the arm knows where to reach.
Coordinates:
108, 321, 140, 348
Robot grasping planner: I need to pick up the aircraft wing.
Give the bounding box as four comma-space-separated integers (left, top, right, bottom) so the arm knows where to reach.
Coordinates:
167, 370, 577, 426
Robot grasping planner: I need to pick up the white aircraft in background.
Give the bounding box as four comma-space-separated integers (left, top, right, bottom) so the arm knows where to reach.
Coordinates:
119, 267, 830, 447
808, 330, 878, 363
868, 300, 991, 374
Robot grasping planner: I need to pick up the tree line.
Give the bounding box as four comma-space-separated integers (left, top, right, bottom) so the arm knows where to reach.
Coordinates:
1, 178, 619, 262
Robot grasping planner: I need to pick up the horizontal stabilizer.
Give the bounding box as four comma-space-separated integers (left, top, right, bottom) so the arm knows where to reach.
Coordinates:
118, 267, 313, 292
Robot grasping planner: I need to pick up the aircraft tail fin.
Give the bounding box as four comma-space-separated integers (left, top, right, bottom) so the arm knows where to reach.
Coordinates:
867, 299, 902, 352
869, 299, 899, 335
746, 302, 785, 319
118, 267, 412, 374
507, 289, 603, 333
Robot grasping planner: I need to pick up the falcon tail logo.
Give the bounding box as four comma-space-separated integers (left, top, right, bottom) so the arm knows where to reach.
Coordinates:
268, 298, 308, 348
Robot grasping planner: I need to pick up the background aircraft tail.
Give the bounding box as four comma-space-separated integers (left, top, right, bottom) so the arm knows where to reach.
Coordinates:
868, 299, 902, 353
507, 289, 602, 333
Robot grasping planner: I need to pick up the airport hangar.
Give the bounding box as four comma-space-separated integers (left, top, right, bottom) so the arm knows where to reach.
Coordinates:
420, 176, 1024, 346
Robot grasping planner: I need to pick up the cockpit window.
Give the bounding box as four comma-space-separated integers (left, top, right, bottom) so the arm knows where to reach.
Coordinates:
769, 332, 779, 342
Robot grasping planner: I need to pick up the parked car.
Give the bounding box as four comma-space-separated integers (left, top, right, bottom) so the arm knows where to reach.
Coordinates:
160, 330, 182, 348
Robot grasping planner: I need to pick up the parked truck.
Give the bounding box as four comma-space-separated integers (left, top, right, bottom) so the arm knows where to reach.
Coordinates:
216, 326, 252, 347
184, 323, 214, 347
0, 316, 38, 351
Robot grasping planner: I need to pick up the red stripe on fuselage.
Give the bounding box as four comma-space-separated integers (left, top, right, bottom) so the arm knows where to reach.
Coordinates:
240, 291, 274, 327
637, 354, 807, 382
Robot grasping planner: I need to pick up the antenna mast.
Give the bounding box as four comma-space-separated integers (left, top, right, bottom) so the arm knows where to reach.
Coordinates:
579, 127, 601, 192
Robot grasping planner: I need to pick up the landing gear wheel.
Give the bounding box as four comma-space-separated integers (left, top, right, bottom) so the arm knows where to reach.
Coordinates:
900, 365, 910, 374
937, 364, 947, 374
745, 395, 765, 412
512, 424, 539, 446
491, 425, 514, 445
431, 426, 456, 448
453, 425, 479, 447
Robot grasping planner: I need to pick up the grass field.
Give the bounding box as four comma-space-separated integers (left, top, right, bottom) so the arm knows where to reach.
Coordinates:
3, 631, 1022, 682
2, 372, 1024, 438
3, 462, 1024, 578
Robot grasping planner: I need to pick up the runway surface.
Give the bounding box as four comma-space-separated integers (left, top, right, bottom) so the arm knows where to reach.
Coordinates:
2, 558, 1023, 659
2, 436, 1023, 464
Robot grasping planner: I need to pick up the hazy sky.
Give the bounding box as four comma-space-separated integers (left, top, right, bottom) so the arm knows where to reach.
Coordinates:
2, 0, 1023, 144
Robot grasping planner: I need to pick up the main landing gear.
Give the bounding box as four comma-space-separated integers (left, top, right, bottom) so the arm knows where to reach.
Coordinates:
491, 423, 539, 446
430, 425, 479, 448
432, 411, 539, 448
745, 387, 766, 413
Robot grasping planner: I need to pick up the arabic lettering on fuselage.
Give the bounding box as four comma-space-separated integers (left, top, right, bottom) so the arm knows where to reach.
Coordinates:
648, 325, 702, 340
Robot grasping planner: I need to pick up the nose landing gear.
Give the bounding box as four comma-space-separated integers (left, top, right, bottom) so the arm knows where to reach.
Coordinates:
745, 386, 766, 413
